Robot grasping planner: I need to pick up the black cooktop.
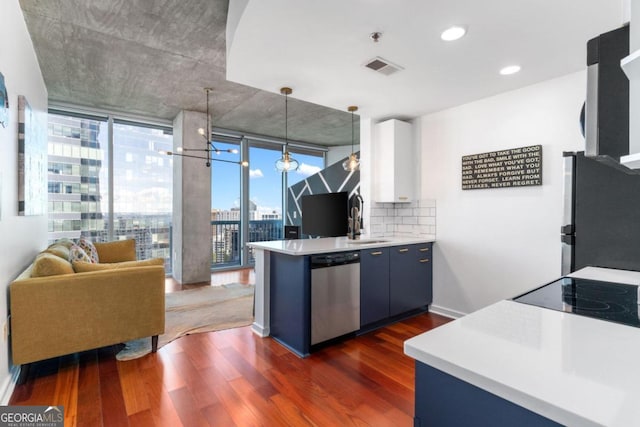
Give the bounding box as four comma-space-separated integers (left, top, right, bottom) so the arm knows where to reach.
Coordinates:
513, 277, 640, 328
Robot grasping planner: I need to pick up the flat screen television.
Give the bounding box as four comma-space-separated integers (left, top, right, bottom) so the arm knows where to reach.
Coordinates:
301, 191, 348, 237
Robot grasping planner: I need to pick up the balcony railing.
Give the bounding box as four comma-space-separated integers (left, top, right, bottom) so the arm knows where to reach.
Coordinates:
211, 219, 283, 268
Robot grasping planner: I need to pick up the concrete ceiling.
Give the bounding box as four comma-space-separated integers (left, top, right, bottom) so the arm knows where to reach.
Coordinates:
227, 0, 626, 121
20, 0, 627, 148
18, 0, 357, 146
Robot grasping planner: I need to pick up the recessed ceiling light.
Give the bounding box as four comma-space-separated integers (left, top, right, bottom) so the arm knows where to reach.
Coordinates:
499, 65, 521, 75
441, 26, 466, 41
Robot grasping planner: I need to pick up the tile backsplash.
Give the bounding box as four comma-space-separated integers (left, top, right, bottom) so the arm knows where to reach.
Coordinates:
367, 199, 436, 238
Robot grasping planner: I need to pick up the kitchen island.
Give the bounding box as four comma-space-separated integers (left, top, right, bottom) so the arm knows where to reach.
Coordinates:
404, 267, 640, 426
248, 235, 435, 354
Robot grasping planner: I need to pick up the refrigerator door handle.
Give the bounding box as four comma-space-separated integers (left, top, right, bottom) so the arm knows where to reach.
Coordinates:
561, 235, 575, 245
561, 224, 575, 235
561, 154, 576, 275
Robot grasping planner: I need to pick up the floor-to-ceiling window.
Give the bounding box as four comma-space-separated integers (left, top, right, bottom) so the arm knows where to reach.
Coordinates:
47, 112, 109, 242
112, 121, 173, 269
210, 136, 326, 269
210, 140, 242, 268
286, 149, 324, 186
47, 111, 173, 272
247, 144, 285, 263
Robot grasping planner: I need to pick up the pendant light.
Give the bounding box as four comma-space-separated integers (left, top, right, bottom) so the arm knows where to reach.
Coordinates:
275, 87, 299, 172
343, 106, 360, 171
159, 88, 248, 168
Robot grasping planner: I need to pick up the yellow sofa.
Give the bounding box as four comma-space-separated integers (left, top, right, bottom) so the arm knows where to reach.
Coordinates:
10, 239, 165, 379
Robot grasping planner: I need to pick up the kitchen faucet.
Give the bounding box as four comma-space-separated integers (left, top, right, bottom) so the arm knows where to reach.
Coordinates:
348, 193, 364, 240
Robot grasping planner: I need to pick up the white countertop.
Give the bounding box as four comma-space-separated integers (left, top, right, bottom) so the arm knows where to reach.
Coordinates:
404, 267, 640, 427
247, 235, 436, 256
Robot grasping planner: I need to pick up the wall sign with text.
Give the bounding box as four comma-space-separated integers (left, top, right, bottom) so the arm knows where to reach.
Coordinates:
461, 145, 542, 190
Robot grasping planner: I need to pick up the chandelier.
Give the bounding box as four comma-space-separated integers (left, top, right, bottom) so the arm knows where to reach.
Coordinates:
161, 88, 248, 167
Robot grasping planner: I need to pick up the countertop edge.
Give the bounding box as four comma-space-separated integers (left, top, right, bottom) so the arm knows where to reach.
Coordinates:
403, 337, 599, 427
247, 235, 436, 255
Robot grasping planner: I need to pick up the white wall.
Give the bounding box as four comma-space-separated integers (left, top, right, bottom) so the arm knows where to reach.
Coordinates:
0, 0, 48, 401
420, 71, 586, 317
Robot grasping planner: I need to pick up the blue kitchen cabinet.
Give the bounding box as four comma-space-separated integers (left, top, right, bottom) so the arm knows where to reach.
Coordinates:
270, 252, 311, 357
360, 247, 391, 326
390, 243, 432, 316
414, 362, 562, 426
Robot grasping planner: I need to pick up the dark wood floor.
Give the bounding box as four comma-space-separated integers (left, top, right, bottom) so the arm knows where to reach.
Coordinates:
10, 270, 451, 427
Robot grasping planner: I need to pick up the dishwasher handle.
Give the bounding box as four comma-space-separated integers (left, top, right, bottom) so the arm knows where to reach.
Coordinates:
310, 251, 360, 269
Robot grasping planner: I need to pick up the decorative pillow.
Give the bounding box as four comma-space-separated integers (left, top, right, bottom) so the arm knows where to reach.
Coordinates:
52, 238, 75, 249
32, 253, 74, 277
77, 237, 99, 263
93, 239, 136, 263
69, 244, 92, 263
44, 243, 71, 260
72, 257, 164, 273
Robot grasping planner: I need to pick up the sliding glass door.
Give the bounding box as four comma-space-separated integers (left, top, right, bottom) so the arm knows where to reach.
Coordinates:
209, 140, 325, 269
247, 144, 284, 263
210, 140, 242, 268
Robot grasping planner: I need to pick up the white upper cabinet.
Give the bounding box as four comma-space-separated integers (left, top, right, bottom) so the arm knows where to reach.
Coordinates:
373, 119, 414, 203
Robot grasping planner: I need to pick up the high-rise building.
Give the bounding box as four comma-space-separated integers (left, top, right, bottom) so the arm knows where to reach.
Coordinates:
47, 114, 105, 242
47, 113, 173, 271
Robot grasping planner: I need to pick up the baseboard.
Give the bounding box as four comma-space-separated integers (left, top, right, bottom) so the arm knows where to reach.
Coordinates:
0, 366, 19, 405
429, 304, 466, 319
251, 322, 270, 338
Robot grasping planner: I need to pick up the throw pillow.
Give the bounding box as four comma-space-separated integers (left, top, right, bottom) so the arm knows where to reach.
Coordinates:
93, 239, 136, 263
69, 244, 92, 264
44, 242, 71, 260
52, 238, 75, 249
32, 253, 74, 277
72, 257, 164, 273
77, 237, 99, 263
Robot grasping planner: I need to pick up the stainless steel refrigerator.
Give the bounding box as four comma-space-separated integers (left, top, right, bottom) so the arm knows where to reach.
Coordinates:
561, 153, 640, 275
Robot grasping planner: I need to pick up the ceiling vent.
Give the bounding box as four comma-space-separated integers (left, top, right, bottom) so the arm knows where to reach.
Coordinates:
364, 57, 404, 76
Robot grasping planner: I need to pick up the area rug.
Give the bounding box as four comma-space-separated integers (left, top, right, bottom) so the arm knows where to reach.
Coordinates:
116, 283, 255, 361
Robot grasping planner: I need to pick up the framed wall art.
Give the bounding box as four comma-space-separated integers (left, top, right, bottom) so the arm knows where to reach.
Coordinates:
18, 95, 47, 216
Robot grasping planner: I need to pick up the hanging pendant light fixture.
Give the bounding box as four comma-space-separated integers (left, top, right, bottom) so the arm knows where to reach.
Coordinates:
159, 88, 248, 168
275, 87, 299, 172
343, 106, 360, 171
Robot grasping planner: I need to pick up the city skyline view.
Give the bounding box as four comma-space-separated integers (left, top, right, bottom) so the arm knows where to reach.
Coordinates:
211, 141, 323, 214
47, 112, 328, 271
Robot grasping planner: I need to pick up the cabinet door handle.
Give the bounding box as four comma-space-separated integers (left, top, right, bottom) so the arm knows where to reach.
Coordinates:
398, 248, 409, 253
370, 251, 383, 256
419, 258, 430, 263
419, 247, 430, 252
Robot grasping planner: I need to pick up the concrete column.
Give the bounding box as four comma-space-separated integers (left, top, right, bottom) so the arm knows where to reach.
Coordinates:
172, 110, 213, 284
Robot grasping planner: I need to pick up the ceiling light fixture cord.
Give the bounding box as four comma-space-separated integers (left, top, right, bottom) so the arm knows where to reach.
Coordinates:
275, 87, 299, 172
343, 105, 359, 171
351, 109, 354, 152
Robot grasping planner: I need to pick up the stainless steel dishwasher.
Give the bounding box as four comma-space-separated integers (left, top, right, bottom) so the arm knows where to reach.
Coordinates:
310, 251, 360, 345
